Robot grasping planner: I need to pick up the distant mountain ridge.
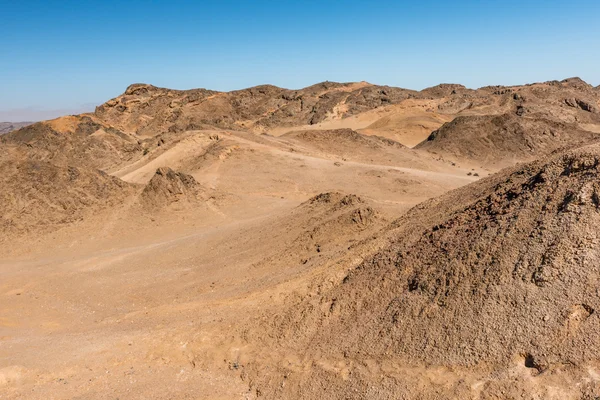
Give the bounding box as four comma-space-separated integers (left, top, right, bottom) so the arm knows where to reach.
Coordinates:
0, 121, 33, 135
90, 77, 600, 138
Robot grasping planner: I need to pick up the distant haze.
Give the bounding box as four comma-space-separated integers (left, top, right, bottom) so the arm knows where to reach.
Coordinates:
0, 104, 97, 122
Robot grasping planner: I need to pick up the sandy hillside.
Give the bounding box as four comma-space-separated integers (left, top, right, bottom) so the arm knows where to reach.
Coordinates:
246, 142, 600, 399
1, 78, 600, 399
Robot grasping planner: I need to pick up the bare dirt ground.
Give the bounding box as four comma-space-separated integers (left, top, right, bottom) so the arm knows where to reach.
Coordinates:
2, 78, 600, 399
0, 124, 473, 399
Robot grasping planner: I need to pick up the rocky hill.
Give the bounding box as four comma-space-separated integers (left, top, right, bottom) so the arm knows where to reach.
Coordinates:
415, 113, 600, 167
140, 167, 207, 209
4, 77, 600, 399
0, 145, 135, 237
5, 77, 599, 172
95, 78, 599, 136
252, 142, 600, 399
93, 81, 417, 136
0, 115, 143, 171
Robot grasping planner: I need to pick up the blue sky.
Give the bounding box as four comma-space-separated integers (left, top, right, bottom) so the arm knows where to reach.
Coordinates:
1, 0, 599, 120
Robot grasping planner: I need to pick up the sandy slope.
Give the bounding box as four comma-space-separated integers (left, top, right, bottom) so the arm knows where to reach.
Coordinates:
2, 78, 600, 399
0, 122, 473, 399
245, 143, 600, 399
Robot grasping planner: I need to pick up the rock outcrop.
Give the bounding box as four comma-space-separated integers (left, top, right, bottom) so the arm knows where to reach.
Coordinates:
253, 143, 600, 398
416, 113, 600, 167
140, 167, 204, 209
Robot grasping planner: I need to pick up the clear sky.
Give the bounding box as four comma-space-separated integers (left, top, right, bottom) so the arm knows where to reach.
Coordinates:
1, 0, 599, 121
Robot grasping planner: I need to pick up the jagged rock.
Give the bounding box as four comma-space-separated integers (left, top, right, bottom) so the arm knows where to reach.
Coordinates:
140, 167, 202, 209
565, 98, 597, 113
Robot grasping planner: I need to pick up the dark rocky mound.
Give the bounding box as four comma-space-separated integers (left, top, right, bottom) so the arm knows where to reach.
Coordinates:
248, 192, 382, 280
0, 155, 133, 236
300, 192, 378, 229
305, 191, 365, 206
1, 116, 142, 170
416, 113, 600, 166
565, 97, 598, 113
367, 146, 600, 368
256, 144, 600, 398
560, 77, 595, 91
140, 167, 203, 209
420, 83, 470, 98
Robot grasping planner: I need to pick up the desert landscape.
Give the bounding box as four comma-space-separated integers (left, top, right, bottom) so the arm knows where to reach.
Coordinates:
1, 77, 600, 399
